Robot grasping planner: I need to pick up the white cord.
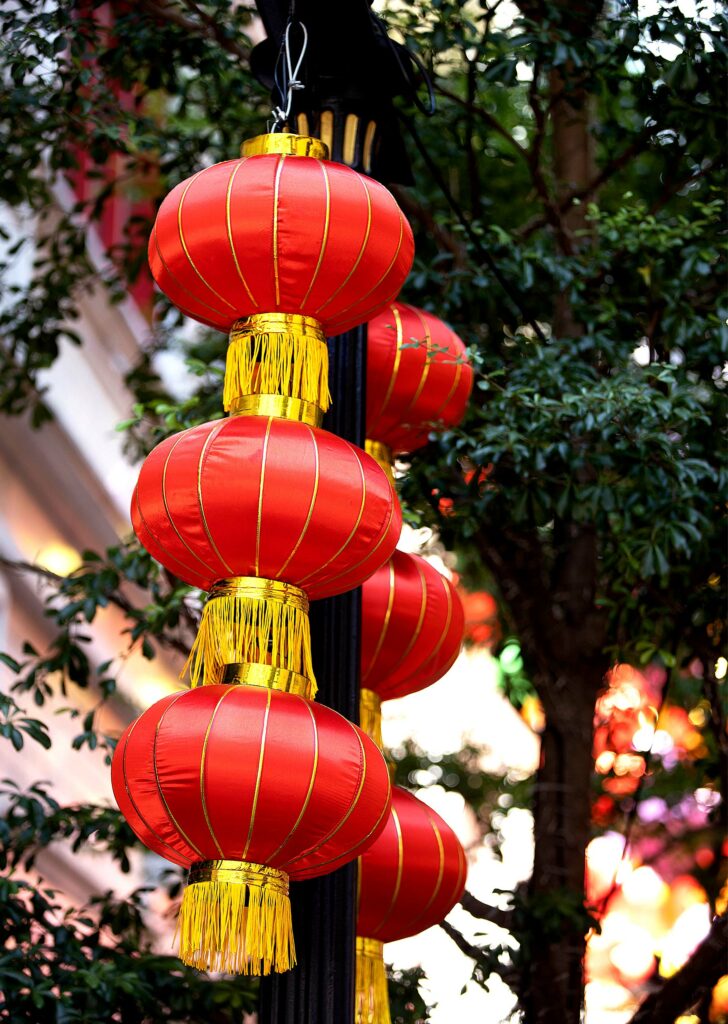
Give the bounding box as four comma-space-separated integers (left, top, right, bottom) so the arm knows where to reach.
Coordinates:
272, 21, 308, 128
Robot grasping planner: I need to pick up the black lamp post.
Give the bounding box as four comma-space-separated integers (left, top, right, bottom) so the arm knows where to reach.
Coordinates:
251, 3, 415, 1021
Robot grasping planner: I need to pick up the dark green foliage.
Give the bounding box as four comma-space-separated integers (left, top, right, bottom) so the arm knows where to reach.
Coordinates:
387, 964, 435, 1023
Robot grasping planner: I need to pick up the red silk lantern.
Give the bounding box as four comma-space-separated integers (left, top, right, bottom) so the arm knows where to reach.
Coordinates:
149, 133, 414, 414
112, 681, 392, 974
133, 413, 401, 687
355, 787, 467, 1024
365, 301, 473, 470
359, 550, 464, 743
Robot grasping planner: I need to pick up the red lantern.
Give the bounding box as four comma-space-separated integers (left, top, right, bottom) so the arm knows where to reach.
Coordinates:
149, 134, 414, 414
112, 681, 392, 974
133, 413, 401, 687
359, 550, 464, 741
355, 787, 467, 1023
366, 301, 473, 459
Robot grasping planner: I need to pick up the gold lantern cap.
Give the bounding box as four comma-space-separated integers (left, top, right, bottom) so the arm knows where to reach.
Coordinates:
242, 133, 329, 160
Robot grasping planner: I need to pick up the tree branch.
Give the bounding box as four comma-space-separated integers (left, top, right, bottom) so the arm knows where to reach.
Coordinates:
516, 129, 656, 239
440, 919, 486, 960
460, 889, 513, 930
390, 186, 468, 268
627, 913, 728, 1024
137, 0, 250, 61
400, 114, 547, 342
433, 82, 528, 162
0, 556, 191, 657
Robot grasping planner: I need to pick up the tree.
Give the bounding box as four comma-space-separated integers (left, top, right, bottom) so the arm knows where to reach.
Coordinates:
0, 1, 726, 1022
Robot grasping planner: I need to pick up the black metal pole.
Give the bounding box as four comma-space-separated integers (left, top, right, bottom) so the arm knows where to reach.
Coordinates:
251, 5, 415, 1020
258, 326, 367, 1024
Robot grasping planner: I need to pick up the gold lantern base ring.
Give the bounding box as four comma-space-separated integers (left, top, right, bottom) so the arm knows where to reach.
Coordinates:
230, 393, 323, 428
224, 312, 331, 416
183, 576, 316, 695
178, 860, 295, 975
221, 661, 315, 701
356, 937, 391, 1024
365, 439, 395, 488
360, 688, 383, 750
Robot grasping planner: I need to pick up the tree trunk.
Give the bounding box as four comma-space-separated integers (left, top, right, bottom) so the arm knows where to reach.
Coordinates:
524, 671, 602, 1023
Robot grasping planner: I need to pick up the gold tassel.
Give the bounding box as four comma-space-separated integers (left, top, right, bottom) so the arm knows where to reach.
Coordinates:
183, 577, 316, 695
356, 937, 391, 1024
360, 688, 383, 749
177, 860, 295, 975
365, 440, 395, 488
224, 313, 331, 414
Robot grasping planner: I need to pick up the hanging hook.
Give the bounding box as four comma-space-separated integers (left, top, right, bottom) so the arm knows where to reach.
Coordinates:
271, 20, 308, 132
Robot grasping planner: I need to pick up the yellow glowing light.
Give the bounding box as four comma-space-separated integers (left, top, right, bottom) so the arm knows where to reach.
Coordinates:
688, 706, 708, 727
715, 657, 727, 680
609, 933, 656, 982
614, 753, 645, 777
622, 866, 669, 908
658, 903, 711, 978
520, 695, 545, 733
711, 975, 728, 1015
595, 750, 615, 774
35, 542, 83, 576
134, 677, 184, 710
716, 879, 728, 916
675, 1016, 700, 1024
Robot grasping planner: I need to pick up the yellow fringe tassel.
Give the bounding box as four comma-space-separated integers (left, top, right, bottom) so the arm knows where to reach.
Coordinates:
177, 860, 295, 975
356, 937, 391, 1024
182, 578, 316, 694
360, 688, 383, 750
224, 315, 331, 413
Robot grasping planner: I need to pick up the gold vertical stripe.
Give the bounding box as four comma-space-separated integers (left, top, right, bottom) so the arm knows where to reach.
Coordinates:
419, 575, 454, 674
154, 693, 205, 858
242, 687, 273, 860
411, 812, 446, 925
298, 767, 391, 872
383, 559, 428, 679
432, 361, 464, 418
297, 441, 367, 585
162, 433, 218, 575
343, 113, 358, 166
272, 155, 286, 306
225, 158, 258, 307
282, 722, 368, 864
177, 170, 236, 310
319, 109, 334, 156
297, 113, 310, 136
318, 496, 397, 589
299, 162, 331, 309
362, 120, 377, 174
152, 224, 227, 320
372, 804, 404, 933
402, 306, 434, 413
347, 279, 406, 334
374, 303, 403, 424
199, 688, 235, 858
254, 417, 274, 576
122, 715, 188, 863
362, 562, 396, 684
196, 420, 235, 575
449, 840, 467, 904
133, 487, 203, 583
265, 697, 320, 862
314, 174, 372, 315
276, 425, 320, 578
328, 207, 405, 323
